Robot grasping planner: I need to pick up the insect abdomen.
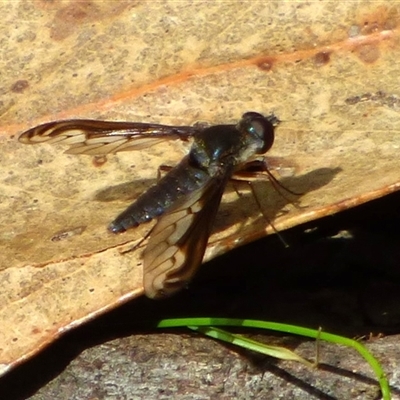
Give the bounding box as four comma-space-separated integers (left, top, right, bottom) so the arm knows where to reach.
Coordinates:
108, 155, 210, 233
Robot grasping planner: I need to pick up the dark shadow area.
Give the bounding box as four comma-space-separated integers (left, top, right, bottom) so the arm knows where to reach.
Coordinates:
259, 363, 337, 400
94, 178, 155, 202
1, 189, 400, 399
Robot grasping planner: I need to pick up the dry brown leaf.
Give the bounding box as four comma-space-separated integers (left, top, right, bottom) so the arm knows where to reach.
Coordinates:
1, 1, 400, 375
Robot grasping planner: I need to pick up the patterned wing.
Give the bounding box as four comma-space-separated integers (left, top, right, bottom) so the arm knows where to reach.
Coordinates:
19, 119, 199, 155
143, 172, 230, 299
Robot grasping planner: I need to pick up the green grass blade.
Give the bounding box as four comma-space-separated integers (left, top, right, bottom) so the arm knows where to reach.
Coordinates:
156, 318, 390, 400
188, 325, 314, 367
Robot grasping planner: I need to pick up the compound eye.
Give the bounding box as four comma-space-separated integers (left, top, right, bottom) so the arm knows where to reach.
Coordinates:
247, 116, 275, 154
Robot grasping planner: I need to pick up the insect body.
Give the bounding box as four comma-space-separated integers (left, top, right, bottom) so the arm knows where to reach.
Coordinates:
19, 112, 277, 299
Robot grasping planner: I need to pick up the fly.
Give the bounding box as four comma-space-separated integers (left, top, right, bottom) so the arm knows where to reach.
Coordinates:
19, 112, 278, 299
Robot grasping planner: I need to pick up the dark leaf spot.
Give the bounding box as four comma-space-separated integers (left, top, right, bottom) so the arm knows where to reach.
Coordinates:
11, 80, 29, 93
256, 57, 275, 71
314, 51, 331, 66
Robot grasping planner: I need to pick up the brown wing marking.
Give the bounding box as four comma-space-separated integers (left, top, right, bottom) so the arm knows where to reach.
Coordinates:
143, 176, 227, 299
19, 120, 198, 155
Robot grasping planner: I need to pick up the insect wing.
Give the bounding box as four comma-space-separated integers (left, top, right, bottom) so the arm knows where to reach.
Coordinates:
143, 174, 228, 299
19, 119, 200, 155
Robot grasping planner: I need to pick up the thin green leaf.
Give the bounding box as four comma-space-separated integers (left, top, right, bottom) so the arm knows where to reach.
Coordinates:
156, 318, 390, 400
188, 325, 314, 367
